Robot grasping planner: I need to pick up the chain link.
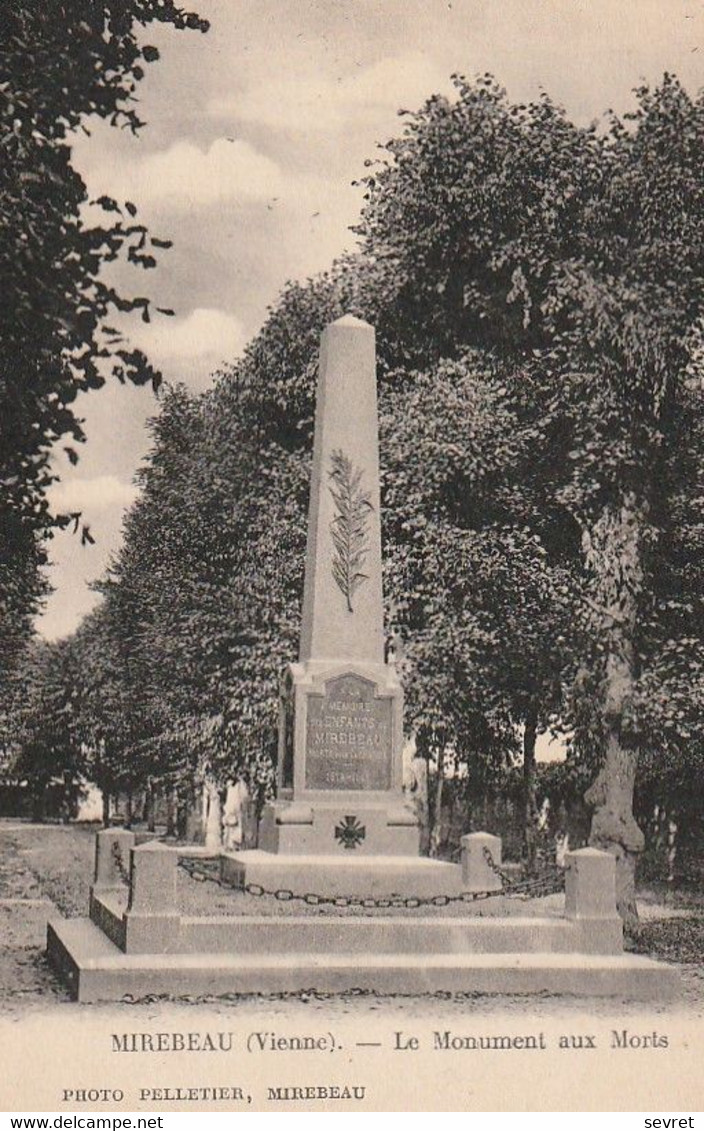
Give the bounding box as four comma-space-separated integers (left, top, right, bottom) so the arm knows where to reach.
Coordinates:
482, 844, 512, 882
111, 842, 131, 885
482, 845, 566, 899
177, 853, 564, 909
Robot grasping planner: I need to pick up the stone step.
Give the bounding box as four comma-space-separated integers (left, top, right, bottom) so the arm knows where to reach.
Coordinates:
221, 850, 480, 898
47, 917, 679, 1004
177, 913, 612, 955
88, 889, 622, 958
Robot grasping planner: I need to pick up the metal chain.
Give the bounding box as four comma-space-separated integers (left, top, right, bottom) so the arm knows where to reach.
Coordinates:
482, 845, 566, 899
177, 854, 564, 909
482, 844, 513, 882
111, 842, 131, 885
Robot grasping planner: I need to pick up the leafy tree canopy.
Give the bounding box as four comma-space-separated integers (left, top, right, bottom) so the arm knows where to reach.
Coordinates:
0, 1, 207, 661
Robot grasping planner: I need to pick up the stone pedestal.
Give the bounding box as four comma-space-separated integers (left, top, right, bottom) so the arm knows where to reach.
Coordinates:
461, 831, 503, 893
123, 842, 180, 953
259, 660, 417, 858
90, 828, 135, 895
565, 846, 619, 919
564, 846, 623, 953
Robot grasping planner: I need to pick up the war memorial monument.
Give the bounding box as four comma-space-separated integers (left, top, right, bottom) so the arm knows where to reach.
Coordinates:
47, 316, 677, 1002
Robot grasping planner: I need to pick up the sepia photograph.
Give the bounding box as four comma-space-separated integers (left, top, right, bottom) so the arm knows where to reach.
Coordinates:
0, 0, 702, 1115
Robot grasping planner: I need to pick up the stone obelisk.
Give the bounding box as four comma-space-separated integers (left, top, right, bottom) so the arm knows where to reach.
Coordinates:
299, 315, 384, 667
258, 315, 418, 856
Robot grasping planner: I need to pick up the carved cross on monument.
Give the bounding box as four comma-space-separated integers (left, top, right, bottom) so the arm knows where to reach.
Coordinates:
259, 315, 419, 856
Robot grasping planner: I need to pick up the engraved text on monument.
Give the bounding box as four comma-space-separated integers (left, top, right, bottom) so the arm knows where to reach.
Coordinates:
305, 673, 392, 791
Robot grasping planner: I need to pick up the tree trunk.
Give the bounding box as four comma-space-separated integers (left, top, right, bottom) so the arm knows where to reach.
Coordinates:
145, 780, 156, 833
242, 793, 258, 849
464, 792, 473, 836
31, 783, 46, 823
522, 704, 540, 873
251, 784, 270, 850
61, 770, 72, 824
583, 493, 646, 926
165, 787, 176, 838
429, 743, 445, 858
411, 755, 430, 856
667, 815, 678, 890
102, 790, 110, 828
176, 794, 189, 839
585, 733, 643, 923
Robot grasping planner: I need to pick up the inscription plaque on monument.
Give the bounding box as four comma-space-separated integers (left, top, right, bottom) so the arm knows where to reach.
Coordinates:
305, 673, 392, 791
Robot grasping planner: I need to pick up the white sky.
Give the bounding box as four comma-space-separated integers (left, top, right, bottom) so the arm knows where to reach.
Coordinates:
38, 0, 704, 643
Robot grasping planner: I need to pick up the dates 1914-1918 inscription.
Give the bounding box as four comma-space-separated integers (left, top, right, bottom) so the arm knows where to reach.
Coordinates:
305, 673, 392, 791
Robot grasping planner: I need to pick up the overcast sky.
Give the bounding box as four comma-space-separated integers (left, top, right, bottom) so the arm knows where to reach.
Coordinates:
38, 0, 704, 640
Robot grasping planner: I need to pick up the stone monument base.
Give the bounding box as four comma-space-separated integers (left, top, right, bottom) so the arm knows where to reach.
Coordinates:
258, 800, 419, 856
221, 850, 466, 899
46, 830, 680, 1004
223, 827, 506, 899
48, 916, 679, 1004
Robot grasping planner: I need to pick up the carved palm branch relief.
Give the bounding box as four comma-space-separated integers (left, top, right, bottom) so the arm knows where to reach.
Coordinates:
328, 449, 374, 612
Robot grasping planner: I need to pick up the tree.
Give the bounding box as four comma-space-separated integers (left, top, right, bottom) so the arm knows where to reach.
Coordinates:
0, 1, 208, 649
0, 511, 48, 695
357, 74, 704, 919
72, 272, 362, 818
69, 603, 165, 826
379, 353, 582, 861
4, 637, 82, 820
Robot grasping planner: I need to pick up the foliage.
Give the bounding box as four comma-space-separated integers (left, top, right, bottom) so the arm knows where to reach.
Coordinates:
2, 637, 82, 809
355, 73, 704, 910
0, 1, 207, 656
380, 353, 581, 756
627, 917, 704, 965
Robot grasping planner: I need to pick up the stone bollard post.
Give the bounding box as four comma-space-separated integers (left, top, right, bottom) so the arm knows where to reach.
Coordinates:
460, 831, 503, 893
564, 847, 623, 953
92, 828, 135, 893
122, 842, 180, 953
